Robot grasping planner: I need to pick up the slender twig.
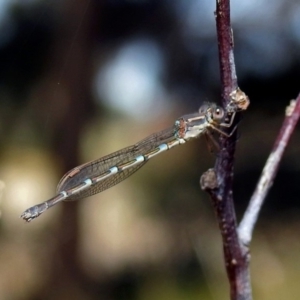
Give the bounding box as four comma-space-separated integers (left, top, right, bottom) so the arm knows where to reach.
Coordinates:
239, 96, 300, 245
201, 1, 252, 299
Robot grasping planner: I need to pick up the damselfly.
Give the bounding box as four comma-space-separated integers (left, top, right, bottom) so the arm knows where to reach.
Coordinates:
21, 102, 235, 222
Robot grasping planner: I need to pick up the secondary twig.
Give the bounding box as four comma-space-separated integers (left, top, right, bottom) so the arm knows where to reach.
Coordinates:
238, 96, 300, 245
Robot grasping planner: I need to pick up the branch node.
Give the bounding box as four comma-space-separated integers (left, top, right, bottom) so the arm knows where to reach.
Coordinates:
228, 87, 250, 112
200, 168, 218, 190
286, 99, 296, 116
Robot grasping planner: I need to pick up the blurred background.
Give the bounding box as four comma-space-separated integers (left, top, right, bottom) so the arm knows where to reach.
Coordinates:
0, 0, 300, 299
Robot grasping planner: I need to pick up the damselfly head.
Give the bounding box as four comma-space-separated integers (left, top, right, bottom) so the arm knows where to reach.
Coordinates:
201, 103, 225, 125
199, 103, 225, 123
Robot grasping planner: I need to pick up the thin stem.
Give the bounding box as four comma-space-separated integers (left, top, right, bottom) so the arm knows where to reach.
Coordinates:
239, 96, 300, 245
201, 0, 252, 299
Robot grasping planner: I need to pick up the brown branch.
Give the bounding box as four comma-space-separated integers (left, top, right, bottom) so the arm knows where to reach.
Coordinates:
239, 96, 300, 245
215, 0, 237, 103
201, 1, 251, 299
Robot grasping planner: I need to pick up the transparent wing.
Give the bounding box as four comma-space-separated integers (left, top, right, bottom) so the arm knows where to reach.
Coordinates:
57, 127, 175, 200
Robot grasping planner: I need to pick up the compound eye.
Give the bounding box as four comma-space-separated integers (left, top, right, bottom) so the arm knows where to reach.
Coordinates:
212, 107, 225, 120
